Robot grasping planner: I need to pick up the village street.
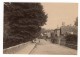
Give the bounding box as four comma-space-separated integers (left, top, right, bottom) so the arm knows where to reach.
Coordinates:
29, 39, 77, 55
3, 3, 78, 55
3, 39, 77, 55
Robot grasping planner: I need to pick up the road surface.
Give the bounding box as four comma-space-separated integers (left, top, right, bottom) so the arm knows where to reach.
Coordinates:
30, 39, 77, 55
3, 39, 77, 55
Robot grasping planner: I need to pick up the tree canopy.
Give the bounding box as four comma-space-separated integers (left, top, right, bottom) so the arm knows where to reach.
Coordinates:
4, 3, 47, 48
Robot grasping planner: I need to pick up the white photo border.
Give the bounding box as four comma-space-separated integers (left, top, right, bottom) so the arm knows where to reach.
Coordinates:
0, 0, 79, 57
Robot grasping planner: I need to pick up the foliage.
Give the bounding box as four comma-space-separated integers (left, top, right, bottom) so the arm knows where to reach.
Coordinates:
4, 3, 47, 48
65, 34, 77, 49
65, 34, 77, 43
74, 17, 78, 26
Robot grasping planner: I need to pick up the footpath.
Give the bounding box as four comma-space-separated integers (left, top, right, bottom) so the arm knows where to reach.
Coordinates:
3, 41, 36, 54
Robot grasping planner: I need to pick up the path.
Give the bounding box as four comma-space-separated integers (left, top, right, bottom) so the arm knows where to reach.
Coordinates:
3, 39, 77, 55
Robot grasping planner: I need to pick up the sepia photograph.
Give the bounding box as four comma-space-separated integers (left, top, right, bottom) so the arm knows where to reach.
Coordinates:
3, 2, 78, 55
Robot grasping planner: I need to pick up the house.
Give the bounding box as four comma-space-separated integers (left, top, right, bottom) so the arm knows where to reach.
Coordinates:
51, 24, 77, 45
60, 25, 77, 36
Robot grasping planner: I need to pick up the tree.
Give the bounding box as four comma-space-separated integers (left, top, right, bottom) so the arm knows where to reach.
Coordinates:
74, 17, 78, 26
4, 3, 47, 48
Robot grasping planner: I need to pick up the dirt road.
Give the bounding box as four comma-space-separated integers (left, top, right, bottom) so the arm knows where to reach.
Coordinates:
30, 39, 77, 55
4, 39, 77, 55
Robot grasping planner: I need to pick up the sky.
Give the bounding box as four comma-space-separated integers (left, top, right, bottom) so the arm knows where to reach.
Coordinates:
41, 3, 78, 29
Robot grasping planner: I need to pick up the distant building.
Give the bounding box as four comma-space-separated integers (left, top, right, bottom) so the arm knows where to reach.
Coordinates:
53, 25, 77, 37
53, 29, 60, 37
60, 25, 77, 36
51, 24, 77, 45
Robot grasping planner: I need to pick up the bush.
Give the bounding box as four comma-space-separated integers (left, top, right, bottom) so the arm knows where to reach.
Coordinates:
65, 34, 77, 49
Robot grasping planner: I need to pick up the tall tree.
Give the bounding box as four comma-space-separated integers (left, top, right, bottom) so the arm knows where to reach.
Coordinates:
74, 17, 78, 26
4, 3, 47, 48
